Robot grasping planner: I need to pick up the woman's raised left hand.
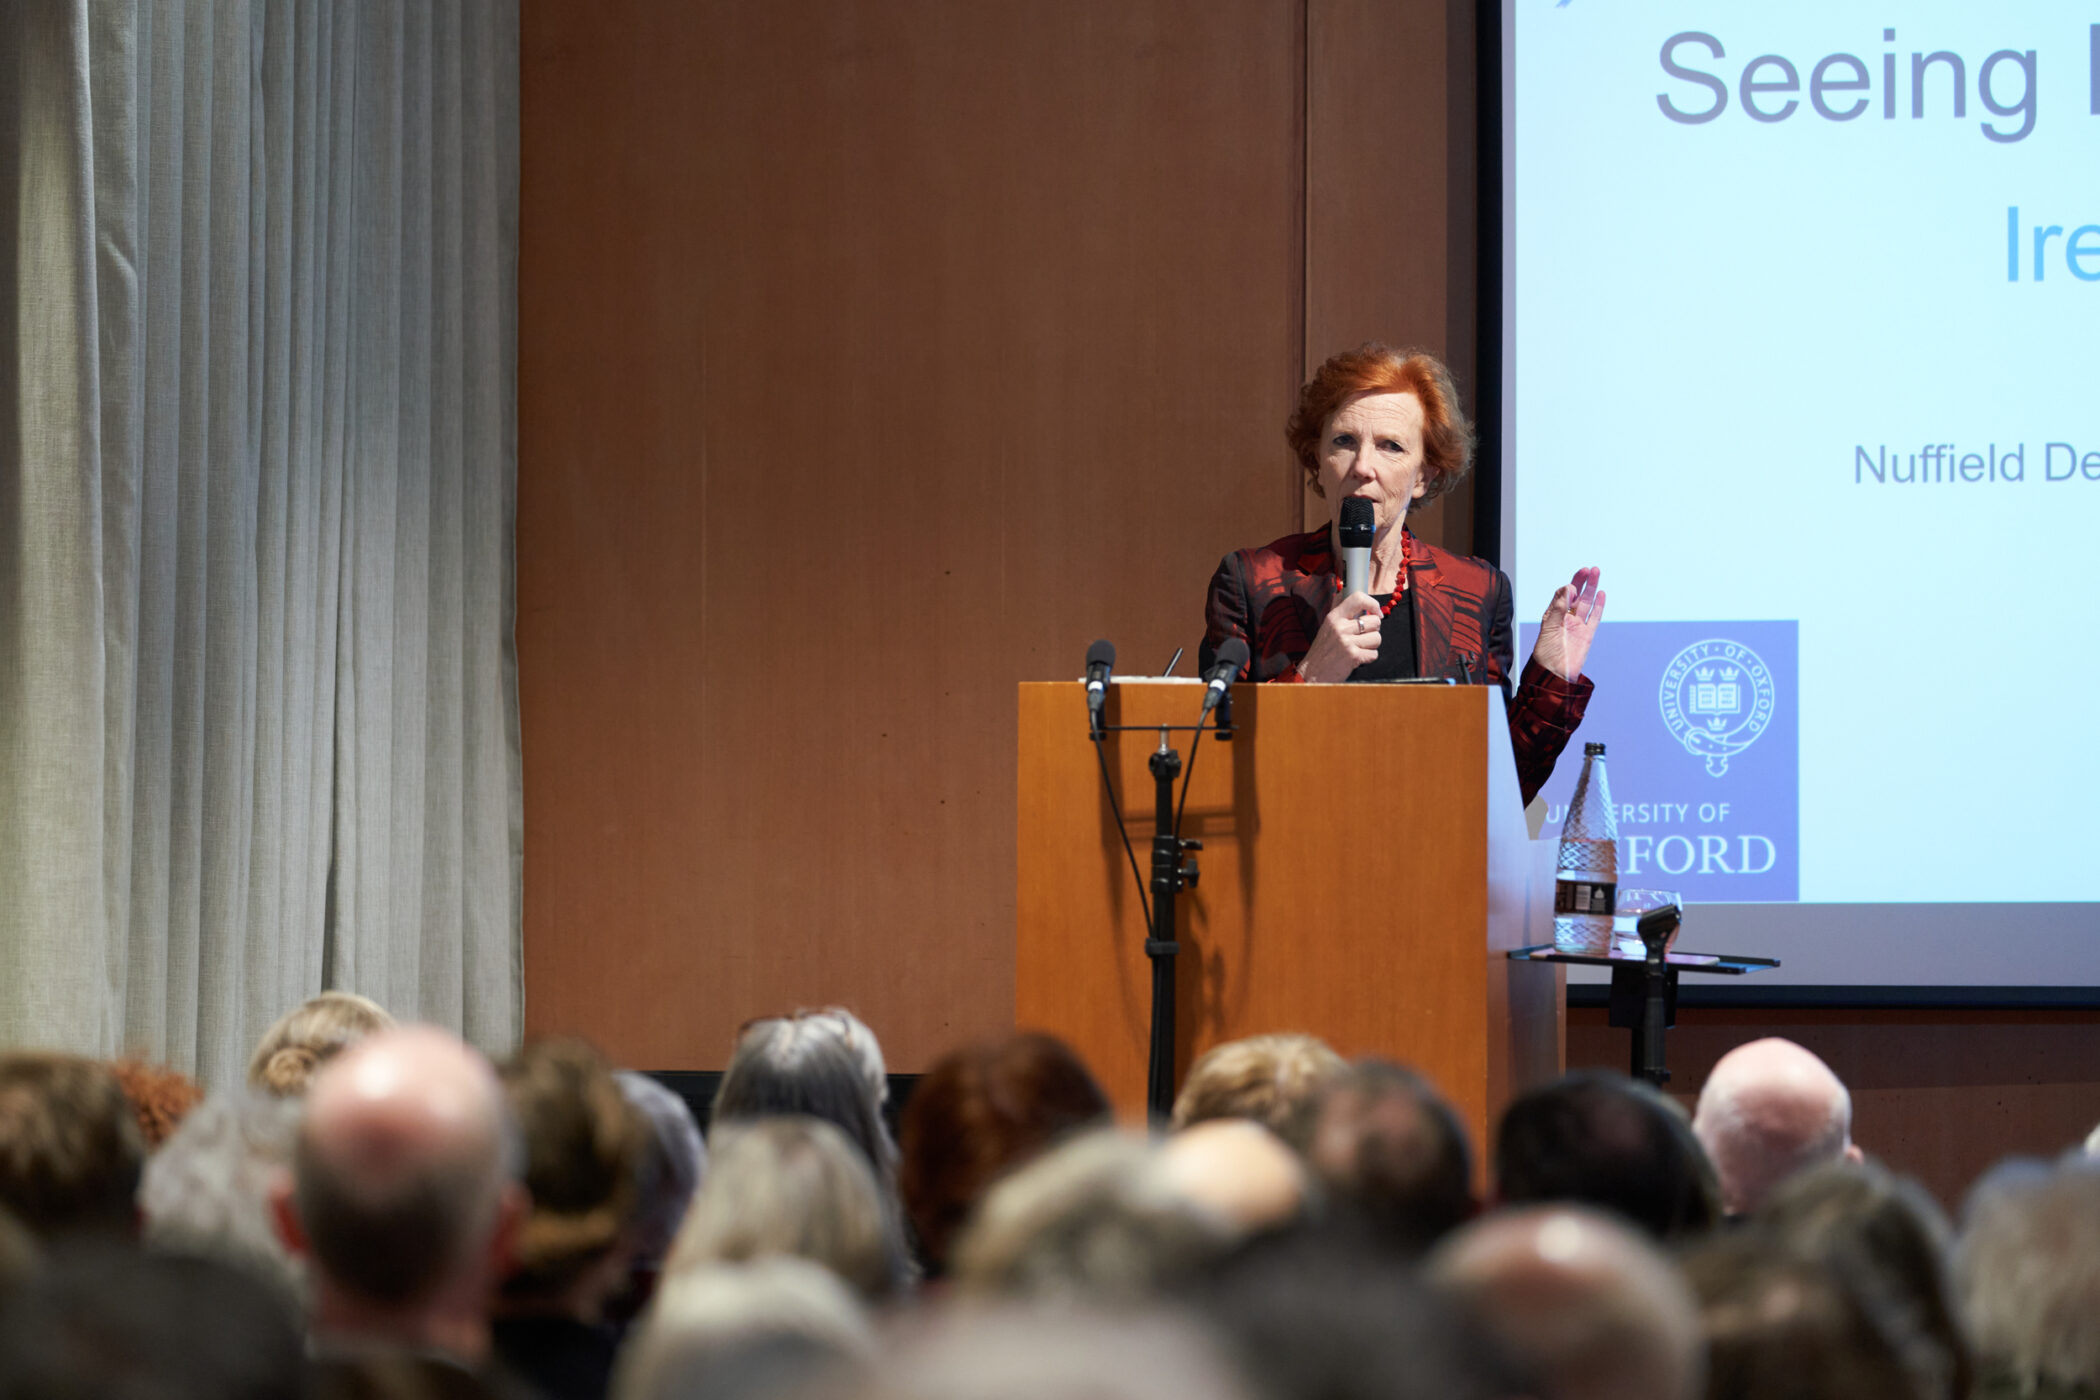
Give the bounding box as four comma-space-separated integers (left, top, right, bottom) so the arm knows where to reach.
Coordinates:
1531, 566, 1606, 682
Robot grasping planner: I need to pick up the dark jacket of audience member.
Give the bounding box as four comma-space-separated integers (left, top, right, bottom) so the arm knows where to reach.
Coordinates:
898, 1032, 1110, 1276
1494, 1070, 1720, 1239
0, 1242, 305, 1400
1307, 1058, 1474, 1255
0, 1052, 145, 1240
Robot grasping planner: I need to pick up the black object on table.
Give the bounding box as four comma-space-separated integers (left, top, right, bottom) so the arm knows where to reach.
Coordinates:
1509, 917, 1779, 1088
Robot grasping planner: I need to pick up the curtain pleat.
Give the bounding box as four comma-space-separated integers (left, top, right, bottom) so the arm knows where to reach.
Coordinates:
0, 0, 521, 1085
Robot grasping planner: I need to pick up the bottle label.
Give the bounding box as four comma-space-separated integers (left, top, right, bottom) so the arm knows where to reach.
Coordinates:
1554, 880, 1617, 916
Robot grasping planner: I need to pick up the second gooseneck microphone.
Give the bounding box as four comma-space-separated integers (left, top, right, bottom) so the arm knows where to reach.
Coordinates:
1339, 496, 1375, 598
1200, 637, 1250, 718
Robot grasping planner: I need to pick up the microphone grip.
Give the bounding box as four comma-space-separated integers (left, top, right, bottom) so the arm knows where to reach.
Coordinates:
1343, 547, 1371, 599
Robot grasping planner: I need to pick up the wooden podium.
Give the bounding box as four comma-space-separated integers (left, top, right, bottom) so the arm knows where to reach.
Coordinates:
1016, 680, 1563, 1160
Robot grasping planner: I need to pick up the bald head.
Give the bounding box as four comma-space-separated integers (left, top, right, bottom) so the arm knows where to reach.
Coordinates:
1158, 1120, 1309, 1236
291, 1026, 514, 1308
1692, 1038, 1857, 1215
1430, 1207, 1703, 1400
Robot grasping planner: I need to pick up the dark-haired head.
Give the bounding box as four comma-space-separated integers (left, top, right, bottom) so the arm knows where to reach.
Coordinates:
1494, 1069, 1719, 1240
1308, 1058, 1474, 1256
0, 1053, 145, 1241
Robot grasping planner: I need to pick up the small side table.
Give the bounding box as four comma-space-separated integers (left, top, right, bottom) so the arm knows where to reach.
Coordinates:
1508, 944, 1780, 1087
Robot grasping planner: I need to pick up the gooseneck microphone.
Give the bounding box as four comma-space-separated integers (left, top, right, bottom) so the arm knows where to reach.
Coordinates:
1339, 496, 1375, 598
1200, 637, 1250, 719
1085, 639, 1115, 736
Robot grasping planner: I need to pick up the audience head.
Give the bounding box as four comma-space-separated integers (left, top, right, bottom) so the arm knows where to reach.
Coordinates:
1682, 1232, 1928, 1400
140, 1090, 307, 1303
1758, 1161, 1970, 1400
0, 1052, 146, 1240
669, 1115, 902, 1300
950, 1129, 1230, 1302
714, 1015, 895, 1180
797, 1007, 891, 1109
613, 1257, 875, 1400
1429, 1204, 1704, 1400
898, 1032, 1111, 1276
615, 1069, 708, 1293
499, 1035, 650, 1312
275, 1024, 523, 1358
1692, 1037, 1860, 1215
1954, 1156, 2100, 1396
1308, 1057, 1473, 1254
1169, 1033, 1345, 1152
0, 1242, 304, 1400
858, 1305, 1254, 1400
247, 990, 396, 1098
1157, 1119, 1310, 1237
107, 1057, 206, 1149
1195, 1231, 1531, 1400
1495, 1069, 1719, 1239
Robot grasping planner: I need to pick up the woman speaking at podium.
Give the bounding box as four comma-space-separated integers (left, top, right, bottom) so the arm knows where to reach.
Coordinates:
1198, 344, 1603, 806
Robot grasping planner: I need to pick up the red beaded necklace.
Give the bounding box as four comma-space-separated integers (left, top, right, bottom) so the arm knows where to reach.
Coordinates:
1332, 527, 1415, 616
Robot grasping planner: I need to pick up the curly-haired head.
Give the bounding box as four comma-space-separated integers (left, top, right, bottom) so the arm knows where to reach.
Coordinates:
247, 992, 395, 1098
1285, 344, 1475, 504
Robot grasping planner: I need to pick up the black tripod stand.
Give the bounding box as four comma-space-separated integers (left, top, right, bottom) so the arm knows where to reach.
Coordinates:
1144, 730, 1200, 1120
1088, 687, 1234, 1123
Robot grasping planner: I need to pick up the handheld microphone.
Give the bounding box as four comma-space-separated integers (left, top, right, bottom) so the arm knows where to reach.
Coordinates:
1339, 496, 1375, 597
1200, 637, 1250, 718
1085, 639, 1115, 736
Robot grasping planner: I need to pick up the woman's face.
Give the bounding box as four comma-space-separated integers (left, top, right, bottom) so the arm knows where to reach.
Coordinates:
1318, 390, 1428, 535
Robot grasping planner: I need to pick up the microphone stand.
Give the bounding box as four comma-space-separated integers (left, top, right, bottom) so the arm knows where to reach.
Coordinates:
1088, 704, 1232, 1124
1633, 904, 1682, 1087
1146, 728, 1198, 1123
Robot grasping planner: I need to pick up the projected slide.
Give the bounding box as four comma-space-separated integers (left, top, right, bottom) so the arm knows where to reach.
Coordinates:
1506, 3, 2100, 982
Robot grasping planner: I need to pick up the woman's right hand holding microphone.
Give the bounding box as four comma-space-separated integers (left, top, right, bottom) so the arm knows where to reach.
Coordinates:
1297, 592, 1382, 683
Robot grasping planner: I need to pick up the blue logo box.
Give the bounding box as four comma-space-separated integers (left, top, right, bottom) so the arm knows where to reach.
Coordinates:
1517, 619, 1799, 903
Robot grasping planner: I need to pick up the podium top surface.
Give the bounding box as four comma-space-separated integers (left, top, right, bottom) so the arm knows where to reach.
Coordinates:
1507, 945, 1781, 976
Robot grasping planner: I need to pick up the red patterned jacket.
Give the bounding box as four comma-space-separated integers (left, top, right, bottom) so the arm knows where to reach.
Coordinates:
1199, 527, 1591, 806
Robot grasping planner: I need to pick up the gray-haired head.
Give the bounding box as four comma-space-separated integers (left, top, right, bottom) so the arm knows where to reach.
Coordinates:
1955, 1155, 2100, 1394
612, 1256, 874, 1400
670, 1116, 903, 1300
617, 1070, 708, 1273
856, 1304, 1255, 1400
140, 1091, 307, 1306
951, 1129, 1233, 1302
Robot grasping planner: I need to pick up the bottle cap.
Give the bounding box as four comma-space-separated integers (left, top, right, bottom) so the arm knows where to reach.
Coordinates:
1584, 742, 1606, 756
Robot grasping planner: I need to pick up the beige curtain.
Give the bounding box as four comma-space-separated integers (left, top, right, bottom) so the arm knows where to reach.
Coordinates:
0, 0, 521, 1085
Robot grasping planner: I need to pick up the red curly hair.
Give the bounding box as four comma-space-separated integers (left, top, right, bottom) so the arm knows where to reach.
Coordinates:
1286, 344, 1476, 504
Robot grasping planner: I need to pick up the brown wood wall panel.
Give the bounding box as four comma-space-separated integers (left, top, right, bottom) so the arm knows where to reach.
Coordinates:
518, 0, 2088, 1205
1301, 0, 1478, 552
519, 1, 1306, 1071
1570, 1007, 2100, 1212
